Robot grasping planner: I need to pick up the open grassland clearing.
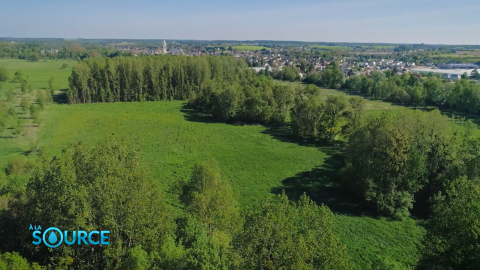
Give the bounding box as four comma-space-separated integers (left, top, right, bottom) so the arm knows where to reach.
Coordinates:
38, 100, 425, 268
444, 50, 480, 56
307, 45, 351, 51
0, 59, 76, 90
0, 60, 73, 167
232, 45, 270, 51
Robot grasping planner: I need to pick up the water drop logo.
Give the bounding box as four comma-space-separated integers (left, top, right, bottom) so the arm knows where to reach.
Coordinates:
48, 231, 57, 243
42, 227, 63, 248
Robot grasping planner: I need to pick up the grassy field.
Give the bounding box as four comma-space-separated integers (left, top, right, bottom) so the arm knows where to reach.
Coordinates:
360, 45, 396, 50
440, 50, 480, 57
107, 42, 134, 46
232, 45, 270, 51
37, 100, 424, 268
38, 101, 326, 207
0, 59, 75, 167
307, 45, 351, 51
0, 59, 76, 90
433, 51, 480, 63
336, 216, 424, 269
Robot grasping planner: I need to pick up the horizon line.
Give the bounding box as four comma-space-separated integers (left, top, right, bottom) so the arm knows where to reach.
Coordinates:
1, 37, 479, 46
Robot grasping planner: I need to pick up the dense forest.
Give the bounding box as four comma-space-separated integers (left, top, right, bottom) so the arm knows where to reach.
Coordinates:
68, 56, 248, 103
2, 55, 479, 269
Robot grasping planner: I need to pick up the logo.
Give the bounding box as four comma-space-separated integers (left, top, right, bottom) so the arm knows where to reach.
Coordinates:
30, 225, 110, 248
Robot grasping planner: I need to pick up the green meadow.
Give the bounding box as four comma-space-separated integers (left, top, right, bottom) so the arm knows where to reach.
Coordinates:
0, 59, 76, 90
0, 59, 76, 167
307, 45, 352, 51
232, 45, 270, 51
38, 101, 326, 208
36, 101, 425, 269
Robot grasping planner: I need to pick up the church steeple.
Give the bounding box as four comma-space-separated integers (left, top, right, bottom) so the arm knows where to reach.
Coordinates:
162, 40, 167, 54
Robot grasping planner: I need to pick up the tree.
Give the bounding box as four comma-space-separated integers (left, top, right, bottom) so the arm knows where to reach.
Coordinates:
304, 72, 323, 87
29, 54, 40, 62
461, 72, 469, 80
343, 75, 363, 91
423, 77, 443, 104
6, 90, 14, 102
123, 246, 151, 270
61, 63, 69, 69
20, 80, 28, 93
342, 96, 366, 137
342, 109, 470, 218
371, 256, 410, 270
13, 71, 25, 83
20, 97, 30, 113
36, 91, 47, 109
322, 61, 345, 89
213, 86, 243, 121
291, 92, 323, 138
0, 252, 44, 270
47, 76, 55, 90
420, 177, 480, 269
319, 95, 348, 140
271, 84, 295, 124
0, 67, 9, 82
180, 160, 241, 241
170, 215, 237, 270
29, 103, 40, 116
234, 193, 352, 270
17, 137, 175, 269
281, 66, 299, 82
470, 69, 480, 80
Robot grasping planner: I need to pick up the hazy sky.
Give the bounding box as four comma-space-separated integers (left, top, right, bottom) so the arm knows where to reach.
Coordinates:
1, 0, 479, 44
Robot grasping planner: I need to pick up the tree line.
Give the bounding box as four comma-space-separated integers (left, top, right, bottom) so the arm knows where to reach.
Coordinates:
339, 69, 480, 115
68, 55, 249, 104
68, 55, 360, 130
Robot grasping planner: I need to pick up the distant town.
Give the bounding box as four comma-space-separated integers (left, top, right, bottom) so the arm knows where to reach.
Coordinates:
1, 38, 479, 82
109, 39, 480, 80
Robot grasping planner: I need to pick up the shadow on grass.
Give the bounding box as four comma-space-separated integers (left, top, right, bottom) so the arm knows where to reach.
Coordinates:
439, 109, 480, 126
180, 105, 377, 217
53, 89, 69, 104
181, 107, 269, 127
271, 147, 376, 217
180, 108, 220, 124
261, 125, 332, 148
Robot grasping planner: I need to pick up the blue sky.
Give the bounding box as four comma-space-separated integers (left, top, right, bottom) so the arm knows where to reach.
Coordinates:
1, 0, 479, 44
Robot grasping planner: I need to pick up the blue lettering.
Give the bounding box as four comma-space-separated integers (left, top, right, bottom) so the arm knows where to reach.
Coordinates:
100, 231, 110, 245
64, 231, 76, 245
88, 231, 99, 245
32, 231, 41, 245
77, 231, 88, 245
29, 224, 33, 230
